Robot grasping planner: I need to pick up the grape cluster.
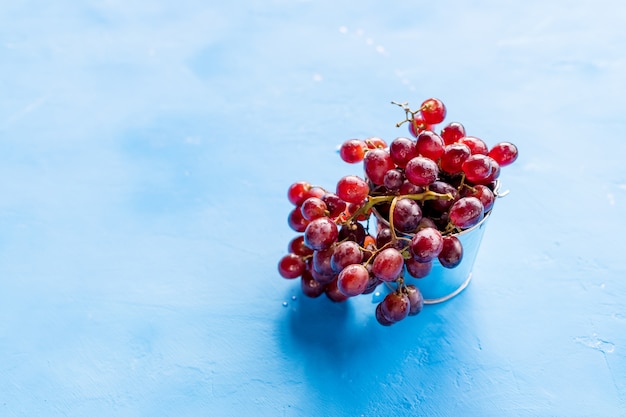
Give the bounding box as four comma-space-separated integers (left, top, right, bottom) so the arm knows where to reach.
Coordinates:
278, 98, 518, 326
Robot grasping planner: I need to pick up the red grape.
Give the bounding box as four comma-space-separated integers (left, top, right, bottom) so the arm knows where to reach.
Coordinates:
405, 156, 439, 187
304, 217, 338, 251
321, 192, 347, 218
375, 303, 394, 326
405, 285, 424, 315
301, 270, 326, 298
462, 154, 493, 184
331, 241, 363, 272
389, 137, 418, 168
372, 248, 405, 282
325, 278, 349, 302
301, 197, 328, 221
420, 98, 447, 125
410, 227, 444, 263
339, 139, 367, 163
336, 175, 369, 204
365, 136, 387, 149
278, 253, 306, 279
458, 136, 488, 155
380, 292, 410, 323
461, 184, 495, 212
288, 207, 310, 232
288, 235, 313, 257
440, 143, 471, 174
489, 142, 518, 166
405, 257, 432, 278
287, 181, 311, 206
438, 236, 463, 268
449, 197, 484, 229
312, 247, 335, 275
415, 130, 445, 160
408, 112, 433, 138
337, 264, 370, 296
440, 122, 466, 145
363, 148, 395, 185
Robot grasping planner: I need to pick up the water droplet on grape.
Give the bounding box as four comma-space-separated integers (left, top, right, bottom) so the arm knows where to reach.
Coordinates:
282, 302, 288, 307
291, 295, 297, 301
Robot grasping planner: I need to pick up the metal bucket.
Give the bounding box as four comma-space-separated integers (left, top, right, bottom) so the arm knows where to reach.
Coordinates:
371, 186, 500, 304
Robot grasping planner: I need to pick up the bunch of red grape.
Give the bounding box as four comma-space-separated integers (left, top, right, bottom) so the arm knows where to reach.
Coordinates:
278, 98, 518, 326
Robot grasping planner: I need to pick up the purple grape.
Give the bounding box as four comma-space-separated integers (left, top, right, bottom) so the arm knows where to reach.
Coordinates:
392, 198, 422, 233
438, 235, 463, 268
405, 285, 424, 315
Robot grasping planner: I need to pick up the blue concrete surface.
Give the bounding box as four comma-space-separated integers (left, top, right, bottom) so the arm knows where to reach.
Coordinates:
1, 1, 625, 416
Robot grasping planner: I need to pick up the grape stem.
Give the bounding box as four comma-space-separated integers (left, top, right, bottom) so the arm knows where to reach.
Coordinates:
391, 101, 424, 128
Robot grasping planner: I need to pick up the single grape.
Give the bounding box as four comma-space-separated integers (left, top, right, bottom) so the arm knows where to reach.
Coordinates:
301, 270, 326, 298
365, 136, 387, 149
410, 227, 444, 263
405, 284, 424, 315
415, 130, 445, 160
337, 264, 370, 296
384, 168, 405, 192
416, 217, 437, 231
399, 181, 425, 196
405, 257, 433, 278
287, 181, 311, 206
461, 184, 495, 212
489, 142, 518, 166
288, 207, 310, 232
310, 267, 336, 285
301, 197, 328, 221
375, 227, 407, 251
336, 175, 369, 204
420, 98, 447, 125
440, 122, 466, 145
389, 137, 418, 168
288, 235, 313, 257
408, 113, 432, 138
325, 278, 349, 302
375, 303, 394, 326
372, 247, 405, 282
321, 192, 347, 219
331, 241, 363, 273
304, 217, 338, 251
338, 221, 366, 246
425, 180, 458, 213
405, 156, 439, 187
440, 143, 471, 174
312, 247, 335, 275
278, 253, 306, 279
462, 154, 493, 184
339, 139, 367, 163
363, 148, 395, 185
380, 292, 410, 323
438, 235, 463, 268
391, 198, 422, 233
484, 159, 501, 183
458, 136, 488, 155
449, 197, 484, 229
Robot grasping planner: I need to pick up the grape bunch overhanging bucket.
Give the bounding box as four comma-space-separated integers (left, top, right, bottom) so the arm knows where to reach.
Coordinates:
277, 98, 519, 326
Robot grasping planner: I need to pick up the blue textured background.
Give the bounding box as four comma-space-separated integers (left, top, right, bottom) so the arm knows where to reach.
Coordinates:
1, 1, 625, 416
